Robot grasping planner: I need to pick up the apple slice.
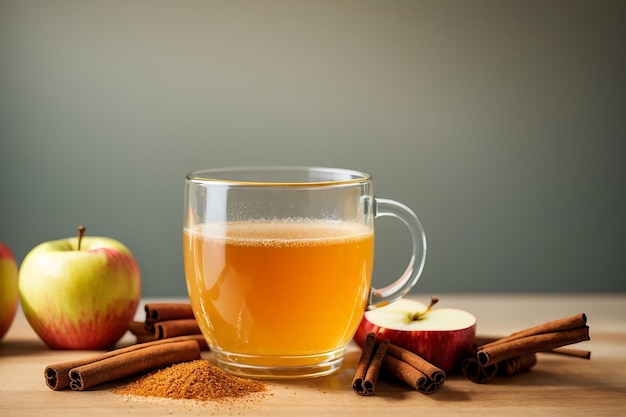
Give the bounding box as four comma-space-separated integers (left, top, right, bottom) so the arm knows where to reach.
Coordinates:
354, 298, 476, 373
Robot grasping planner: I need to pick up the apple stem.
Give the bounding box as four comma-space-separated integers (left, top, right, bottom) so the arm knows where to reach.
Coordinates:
409, 295, 439, 321
77, 225, 86, 251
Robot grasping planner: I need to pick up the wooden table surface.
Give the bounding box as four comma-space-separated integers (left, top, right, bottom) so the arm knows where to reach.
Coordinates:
1, 294, 625, 416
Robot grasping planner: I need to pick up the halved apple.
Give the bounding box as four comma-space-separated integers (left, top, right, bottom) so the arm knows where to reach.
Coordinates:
354, 298, 476, 373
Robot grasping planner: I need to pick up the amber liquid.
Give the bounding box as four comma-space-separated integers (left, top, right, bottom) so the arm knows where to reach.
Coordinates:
183, 220, 374, 365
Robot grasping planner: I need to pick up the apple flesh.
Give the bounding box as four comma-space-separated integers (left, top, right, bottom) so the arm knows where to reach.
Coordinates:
0, 242, 19, 341
354, 298, 476, 373
18, 231, 141, 350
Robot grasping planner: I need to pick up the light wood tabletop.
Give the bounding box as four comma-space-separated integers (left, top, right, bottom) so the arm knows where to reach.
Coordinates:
1, 294, 624, 416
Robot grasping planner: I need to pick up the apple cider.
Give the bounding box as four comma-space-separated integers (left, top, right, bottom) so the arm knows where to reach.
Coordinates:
183, 220, 374, 367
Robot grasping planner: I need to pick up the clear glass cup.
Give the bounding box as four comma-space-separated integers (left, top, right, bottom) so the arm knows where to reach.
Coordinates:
183, 166, 426, 379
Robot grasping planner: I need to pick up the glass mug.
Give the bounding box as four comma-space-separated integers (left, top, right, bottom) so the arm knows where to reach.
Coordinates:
183, 166, 426, 379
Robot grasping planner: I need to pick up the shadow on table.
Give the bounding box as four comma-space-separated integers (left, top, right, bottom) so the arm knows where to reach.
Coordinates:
0, 339, 49, 357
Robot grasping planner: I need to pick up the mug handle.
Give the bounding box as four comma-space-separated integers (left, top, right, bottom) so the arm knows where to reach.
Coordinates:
368, 198, 427, 308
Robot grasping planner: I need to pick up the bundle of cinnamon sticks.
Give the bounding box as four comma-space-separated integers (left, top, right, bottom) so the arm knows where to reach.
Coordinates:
45, 302, 208, 391
128, 302, 202, 343
352, 333, 446, 396
45, 335, 208, 391
462, 313, 591, 384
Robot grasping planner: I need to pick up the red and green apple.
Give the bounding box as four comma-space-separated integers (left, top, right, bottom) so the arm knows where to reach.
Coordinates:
0, 242, 19, 341
18, 226, 141, 349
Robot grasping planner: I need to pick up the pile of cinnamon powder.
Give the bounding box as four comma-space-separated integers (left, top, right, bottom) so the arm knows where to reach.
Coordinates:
113, 359, 267, 402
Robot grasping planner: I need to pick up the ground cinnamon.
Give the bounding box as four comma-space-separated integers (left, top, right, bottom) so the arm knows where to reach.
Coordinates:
45, 334, 208, 391
113, 359, 267, 402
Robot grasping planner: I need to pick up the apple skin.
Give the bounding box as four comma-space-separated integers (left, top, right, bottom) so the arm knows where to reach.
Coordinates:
18, 235, 141, 350
0, 242, 19, 341
353, 299, 476, 374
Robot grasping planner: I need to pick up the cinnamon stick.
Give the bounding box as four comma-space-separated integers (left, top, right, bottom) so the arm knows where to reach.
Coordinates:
543, 347, 591, 360
478, 313, 587, 351
128, 320, 153, 343
463, 314, 590, 384
383, 354, 428, 390
461, 356, 499, 384
474, 336, 591, 360
499, 353, 537, 377
144, 303, 195, 331
382, 343, 446, 394
362, 339, 389, 395
462, 352, 537, 383
383, 355, 442, 394
353, 333, 383, 395
385, 343, 446, 384
69, 340, 201, 391
477, 326, 590, 367
45, 334, 208, 391
353, 335, 447, 395
153, 319, 201, 339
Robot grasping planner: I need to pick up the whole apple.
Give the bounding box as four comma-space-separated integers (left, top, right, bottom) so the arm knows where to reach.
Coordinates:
18, 226, 141, 349
354, 297, 476, 373
0, 242, 19, 341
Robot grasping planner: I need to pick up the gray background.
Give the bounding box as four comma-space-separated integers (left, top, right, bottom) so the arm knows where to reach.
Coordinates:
1, 0, 624, 297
